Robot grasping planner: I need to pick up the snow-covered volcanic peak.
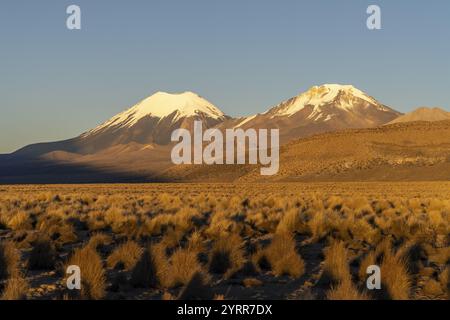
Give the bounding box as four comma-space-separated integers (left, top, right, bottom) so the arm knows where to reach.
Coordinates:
270, 84, 386, 118
86, 91, 224, 135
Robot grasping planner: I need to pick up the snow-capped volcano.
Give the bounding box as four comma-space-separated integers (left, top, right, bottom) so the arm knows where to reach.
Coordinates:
228, 84, 401, 142
75, 90, 227, 150
14, 91, 228, 157
85, 91, 225, 136
267, 84, 390, 118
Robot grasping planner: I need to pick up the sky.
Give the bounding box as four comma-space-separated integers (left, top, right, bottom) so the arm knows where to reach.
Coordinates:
0, 0, 449, 153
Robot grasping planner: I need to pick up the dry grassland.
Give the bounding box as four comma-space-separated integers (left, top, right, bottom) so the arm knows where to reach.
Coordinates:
0, 182, 449, 300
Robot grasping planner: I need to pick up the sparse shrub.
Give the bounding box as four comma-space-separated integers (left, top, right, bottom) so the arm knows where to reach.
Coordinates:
308, 210, 328, 241
320, 240, 370, 300
0, 215, 8, 230
66, 245, 106, 300
359, 251, 376, 282
38, 220, 78, 246
7, 211, 32, 231
1, 276, 29, 300
349, 218, 379, 243
327, 279, 369, 300
165, 246, 202, 288
0, 241, 20, 280
260, 232, 305, 278
320, 241, 350, 286
428, 247, 450, 265
209, 234, 244, 277
87, 233, 112, 253
276, 208, 302, 234
57, 224, 79, 245
398, 242, 427, 274
107, 241, 143, 271
421, 279, 445, 299
326, 196, 343, 211
160, 228, 185, 249
28, 237, 56, 270
379, 249, 411, 300
188, 230, 205, 252
86, 211, 107, 231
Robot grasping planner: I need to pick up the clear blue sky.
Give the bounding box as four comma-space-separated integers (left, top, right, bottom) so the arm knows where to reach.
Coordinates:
0, 0, 449, 153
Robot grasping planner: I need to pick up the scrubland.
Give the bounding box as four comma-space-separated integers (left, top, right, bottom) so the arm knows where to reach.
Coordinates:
0, 182, 449, 300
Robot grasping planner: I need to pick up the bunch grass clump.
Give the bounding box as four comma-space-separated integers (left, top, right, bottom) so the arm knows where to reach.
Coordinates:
258, 232, 305, 278
163, 246, 203, 288
107, 240, 143, 271
1, 276, 29, 300
66, 245, 106, 300
209, 234, 245, 277
0, 241, 20, 280
28, 236, 56, 270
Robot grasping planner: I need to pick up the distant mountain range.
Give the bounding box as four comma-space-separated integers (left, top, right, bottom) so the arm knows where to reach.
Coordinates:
12, 84, 401, 157
1, 84, 448, 183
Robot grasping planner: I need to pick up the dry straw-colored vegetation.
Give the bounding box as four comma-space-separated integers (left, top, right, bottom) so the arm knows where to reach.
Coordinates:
0, 182, 448, 300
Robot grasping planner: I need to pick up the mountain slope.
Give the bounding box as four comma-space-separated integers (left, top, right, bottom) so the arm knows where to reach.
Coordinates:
387, 107, 450, 124
164, 121, 450, 182
227, 84, 401, 143
83, 91, 224, 136
14, 91, 227, 157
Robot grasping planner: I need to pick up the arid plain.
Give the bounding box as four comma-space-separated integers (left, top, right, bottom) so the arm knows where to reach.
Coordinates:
0, 182, 448, 300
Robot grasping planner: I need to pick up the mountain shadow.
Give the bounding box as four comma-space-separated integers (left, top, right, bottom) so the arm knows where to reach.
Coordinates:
0, 154, 173, 184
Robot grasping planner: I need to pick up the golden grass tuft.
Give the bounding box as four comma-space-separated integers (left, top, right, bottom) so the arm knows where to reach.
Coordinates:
87, 233, 112, 252
7, 211, 32, 231
260, 232, 305, 278
1, 276, 29, 300
326, 279, 369, 300
0, 241, 20, 280
66, 245, 106, 300
322, 240, 369, 300
379, 248, 411, 300
209, 234, 245, 277
27, 236, 56, 270
163, 246, 203, 288
276, 208, 302, 234
321, 241, 351, 285
106, 240, 143, 271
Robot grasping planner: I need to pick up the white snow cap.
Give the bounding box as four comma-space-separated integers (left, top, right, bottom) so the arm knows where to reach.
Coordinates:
273, 84, 383, 117
87, 91, 224, 135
